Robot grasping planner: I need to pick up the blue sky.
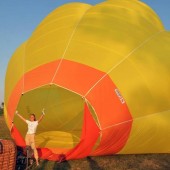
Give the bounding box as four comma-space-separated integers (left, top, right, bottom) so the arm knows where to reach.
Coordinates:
0, 0, 170, 103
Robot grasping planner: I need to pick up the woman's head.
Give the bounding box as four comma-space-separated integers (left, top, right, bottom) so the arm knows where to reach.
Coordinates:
30, 114, 36, 121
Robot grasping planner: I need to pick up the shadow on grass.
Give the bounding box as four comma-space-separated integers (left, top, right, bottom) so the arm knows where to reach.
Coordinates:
87, 156, 104, 170
36, 159, 71, 170
53, 161, 71, 170
37, 159, 49, 169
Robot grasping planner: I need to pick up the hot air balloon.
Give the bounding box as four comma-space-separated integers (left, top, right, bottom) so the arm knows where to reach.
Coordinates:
4, 0, 170, 161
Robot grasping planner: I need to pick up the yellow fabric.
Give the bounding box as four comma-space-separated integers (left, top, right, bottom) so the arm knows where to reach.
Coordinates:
5, 3, 91, 105
5, 42, 26, 104
63, 0, 164, 71
113, 31, 170, 153
3, 104, 9, 128
119, 110, 170, 153
13, 85, 84, 149
25, 3, 91, 73
35, 131, 79, 149
111, 31, 170, 118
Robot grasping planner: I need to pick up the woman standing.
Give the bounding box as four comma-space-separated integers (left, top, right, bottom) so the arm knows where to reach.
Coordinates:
15, 109, 45, 166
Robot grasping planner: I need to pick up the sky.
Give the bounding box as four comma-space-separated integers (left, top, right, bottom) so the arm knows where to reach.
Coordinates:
0, 0, 170, 103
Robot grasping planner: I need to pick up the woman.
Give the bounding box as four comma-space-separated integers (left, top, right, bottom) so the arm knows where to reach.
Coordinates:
15, 109, 45, 166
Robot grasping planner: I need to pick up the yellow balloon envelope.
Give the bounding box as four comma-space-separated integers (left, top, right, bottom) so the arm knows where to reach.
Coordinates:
4, 0, 170, 160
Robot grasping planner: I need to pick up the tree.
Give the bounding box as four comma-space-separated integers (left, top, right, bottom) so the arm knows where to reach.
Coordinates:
0, 102, 4, 115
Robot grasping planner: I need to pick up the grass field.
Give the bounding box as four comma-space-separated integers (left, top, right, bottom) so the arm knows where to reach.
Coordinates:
0, 114, 170, 170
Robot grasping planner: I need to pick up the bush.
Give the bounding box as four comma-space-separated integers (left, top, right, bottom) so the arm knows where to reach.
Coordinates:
0, 108, 3, 115
0, 102, 4, 115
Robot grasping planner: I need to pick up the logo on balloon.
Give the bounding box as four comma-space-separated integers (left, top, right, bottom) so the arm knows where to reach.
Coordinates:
115, 89, 125, 104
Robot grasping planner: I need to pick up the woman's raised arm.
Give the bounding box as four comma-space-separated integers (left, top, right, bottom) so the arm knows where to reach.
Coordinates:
38, 108, 45, 123
15, 110, 26, 122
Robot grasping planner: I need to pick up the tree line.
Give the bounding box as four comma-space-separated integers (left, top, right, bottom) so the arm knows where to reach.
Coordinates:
0, 102, 4, 115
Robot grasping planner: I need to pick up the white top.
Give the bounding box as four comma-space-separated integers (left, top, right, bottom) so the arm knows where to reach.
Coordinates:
26, 120, 38, 134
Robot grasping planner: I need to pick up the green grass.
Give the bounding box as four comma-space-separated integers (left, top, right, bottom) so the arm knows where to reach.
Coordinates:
0, 114, 170, 170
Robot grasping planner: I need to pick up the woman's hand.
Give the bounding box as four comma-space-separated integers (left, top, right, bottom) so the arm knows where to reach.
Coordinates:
38, 109, 45, 123
42, 108, 45, 115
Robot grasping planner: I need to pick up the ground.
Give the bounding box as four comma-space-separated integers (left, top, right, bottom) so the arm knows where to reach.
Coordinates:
0, 114, 170, 170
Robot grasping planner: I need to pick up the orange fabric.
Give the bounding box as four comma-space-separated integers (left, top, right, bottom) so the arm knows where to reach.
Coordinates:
24, 60, 59, 92
86, 76, 132, 155
47, 148, 71, 154
7, 59, 132, 160
10, 59, 105, 96
86, 76, 132, 128
66, 103, 100, 159
35, 103, 100, 161
91, 122, 132, 156
37, 148, 59, 161
11, 125, 25, 146
7, 78, 23, 128
54, 59, 105, 95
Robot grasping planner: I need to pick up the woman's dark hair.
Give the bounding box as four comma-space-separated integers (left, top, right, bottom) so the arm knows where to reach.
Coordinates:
30, 114, 36, 121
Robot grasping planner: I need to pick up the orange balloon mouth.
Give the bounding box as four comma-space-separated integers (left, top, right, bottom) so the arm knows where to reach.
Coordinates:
8, 59, 132, 160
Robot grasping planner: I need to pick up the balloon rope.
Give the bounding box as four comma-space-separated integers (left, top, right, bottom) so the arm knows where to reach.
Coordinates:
84, 30, 165, 98
22, 43, 27, 95
102, 108, 170, 131
10, 121, 14, 132
43, 6, 91, 109
42, 85, 52, 110
85, 98, 101, 130
50, 6, 91, 84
